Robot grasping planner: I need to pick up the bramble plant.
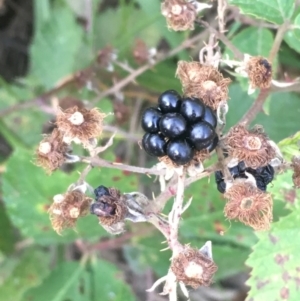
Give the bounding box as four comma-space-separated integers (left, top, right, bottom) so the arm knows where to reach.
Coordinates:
1, 0, 300, 301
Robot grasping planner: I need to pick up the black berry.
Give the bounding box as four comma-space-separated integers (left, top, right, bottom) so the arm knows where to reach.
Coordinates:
94, 185, 110, 199
215, 171, 226, 193
158, 90, 181, 113
187, 121, 215, 150
141, 107, 162, 133
159, 113, 187, 138
142, 133, 166, 157
203, 106, 217, 128
206, 135, 219, 152
167, 139, 194, 165
180, 97, 205, 124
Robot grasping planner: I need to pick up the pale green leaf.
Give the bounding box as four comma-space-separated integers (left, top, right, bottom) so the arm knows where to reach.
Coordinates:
0, 250, 50, 301
226, 27, 274, 58
228, 0, 295, 24
246, 209, 300, 301
30, 6, 84, 88
278, 132, 300, 160
293, 13, 300, 40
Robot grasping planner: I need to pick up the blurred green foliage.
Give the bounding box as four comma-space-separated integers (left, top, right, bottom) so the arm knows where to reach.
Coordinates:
0, 0, 300, 301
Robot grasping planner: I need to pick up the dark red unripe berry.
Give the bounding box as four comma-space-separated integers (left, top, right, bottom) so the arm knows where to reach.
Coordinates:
159, 113, 187, 138
166, 139, 194, 165
180, 97, 205, 124
141, 107, 162, 133
203, 106, 217, 128
158, 90, 182, 113
187, 121, 215, 150
142, 133, 166, 157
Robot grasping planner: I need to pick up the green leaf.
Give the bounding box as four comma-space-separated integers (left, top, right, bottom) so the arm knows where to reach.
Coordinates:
23, 260, 136, 301
293, 13, 300, 40
0, 250, 50, 301
0, 202, 15, 255
30, 4, 84, 88
246, 209, 300, 301
2, 149, 103, 244
23, 262, 86, 301
278, 132, 300, 160
228, 0, 295, 24
226, 27, 274, 57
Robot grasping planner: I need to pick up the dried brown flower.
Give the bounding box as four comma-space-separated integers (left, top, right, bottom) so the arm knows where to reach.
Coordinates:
92, 188, 128, 227
224, 181, 273, 230
56, 106, 106, 146
246, 56, 272, 90
35, 129, 69, 174
49, 190, 92, 234
132, 39, 150, 65
176, 61, 231, 110
97, 45, 117, 71
171, 246, 218, 288
225, 124, 276, 169
292, 156, 300, 188
161, 0, 197, 31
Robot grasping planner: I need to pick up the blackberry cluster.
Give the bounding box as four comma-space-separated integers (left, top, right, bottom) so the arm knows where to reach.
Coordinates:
215, 162, 274, 193
141, 90, 218, 165
90, 185, 115, 216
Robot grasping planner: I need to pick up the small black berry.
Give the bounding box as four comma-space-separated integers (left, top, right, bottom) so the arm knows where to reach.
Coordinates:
215, 171, 226, 193
94, 185, 110, 199
203, 106, 217, 128
158, 90, 182, 113
206, 135, 219, 152
167, 139, 194, 165
180, 97, 205, 124
142, 133, 166, 157
141, 107, 162, 133
159, 113, 187, 138
187, 121, 215, 150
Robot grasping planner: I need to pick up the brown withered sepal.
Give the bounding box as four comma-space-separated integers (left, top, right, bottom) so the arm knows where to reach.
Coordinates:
246, 56, 272, 90
171, 246, 218, 288
161, 0, 197, 31
96, 188, 128, 226
132, 39, 150, 65
49, 190, 92, 234
35, 128, 69, 174
225, 124, 276, 169
224, 181, 273, 230
176, 61, 231, 110
292, 156, 300, 188
56, 106, 106, 145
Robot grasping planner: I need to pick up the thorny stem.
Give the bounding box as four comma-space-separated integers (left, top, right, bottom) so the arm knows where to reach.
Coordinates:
196, 19, 244, 61
83, 156, 166, 176
238, 88, 271, 126
168, 168, 185, 255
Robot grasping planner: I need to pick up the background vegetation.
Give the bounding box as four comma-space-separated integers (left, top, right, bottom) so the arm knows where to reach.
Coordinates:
0, 0, 300, 300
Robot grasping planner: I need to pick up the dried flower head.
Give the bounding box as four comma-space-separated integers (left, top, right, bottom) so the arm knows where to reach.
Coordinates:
171, 246, 217, 288
225, 124, 276, 169
176, 61, 231, 110
97, 45, 117, 72
91, 188, 128, 227
246, 56, 272, 90
132, 39, 156, 65
56, 106, 106, 146
292, 156, 300, 188
161, 0, 197, 31
35, 129, 70, 174
224, 181, 273, 230
49, 189, 92, 234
